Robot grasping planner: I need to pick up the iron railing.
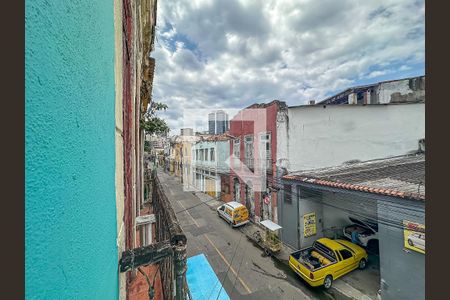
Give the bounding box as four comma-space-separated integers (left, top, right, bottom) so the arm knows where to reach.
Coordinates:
151, 170, 190, 300
120, 167, 190, 300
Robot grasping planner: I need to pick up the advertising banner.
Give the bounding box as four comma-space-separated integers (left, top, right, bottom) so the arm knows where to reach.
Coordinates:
403, 220, 425, 254
304, 212, 317, 238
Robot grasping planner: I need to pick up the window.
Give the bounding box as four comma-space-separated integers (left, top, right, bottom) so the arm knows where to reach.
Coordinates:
200, 149, 204, 161
139, 224, 152, 246
284, 184, 292, 203
339, 249, 353, 260
233, 139, 240, 157
210, 148, 215, 161
244, 135, 254, 168
205, 149, 209, 161
259, 133, 272, 169
136, 215, 155, 247
196, 149, 199, 161
225, 207, 232, 216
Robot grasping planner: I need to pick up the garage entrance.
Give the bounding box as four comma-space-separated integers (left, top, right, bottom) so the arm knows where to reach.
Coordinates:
279, 185, 381, 300
279, 154, 425, 300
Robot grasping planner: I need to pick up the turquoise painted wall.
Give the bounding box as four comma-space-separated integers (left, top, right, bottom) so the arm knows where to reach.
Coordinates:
25, 1, 118, 299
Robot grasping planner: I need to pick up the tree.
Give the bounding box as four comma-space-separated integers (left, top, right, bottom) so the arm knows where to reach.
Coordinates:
140, 101, 170, 136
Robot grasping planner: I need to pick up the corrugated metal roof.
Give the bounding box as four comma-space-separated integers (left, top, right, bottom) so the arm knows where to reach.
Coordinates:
283, 154, 425, 201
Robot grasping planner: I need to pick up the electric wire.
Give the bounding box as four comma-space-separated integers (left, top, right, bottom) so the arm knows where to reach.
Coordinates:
166, 161, 424, 234
270, 176, 425, 215
172, 173, 423, 232
229, 228, 251, 299
270, 177, 424, 232
206, 232, 245, 300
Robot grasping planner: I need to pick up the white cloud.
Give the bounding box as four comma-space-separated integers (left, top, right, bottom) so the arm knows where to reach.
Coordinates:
152, 0, 425, 133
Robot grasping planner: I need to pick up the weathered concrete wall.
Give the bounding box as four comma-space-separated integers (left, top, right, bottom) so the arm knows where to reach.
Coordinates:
25, 0, 118, 298
278, 184, 300, 249
298, 189, 324, 248
376, 77, 425, 104
277, 103, 425, 172
377, 198, 425, 300
278, 185, 325, 249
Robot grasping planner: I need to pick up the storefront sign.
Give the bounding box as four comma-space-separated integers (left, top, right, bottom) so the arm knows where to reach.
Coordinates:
403, 220, 425, 254
304, 212, 317, 238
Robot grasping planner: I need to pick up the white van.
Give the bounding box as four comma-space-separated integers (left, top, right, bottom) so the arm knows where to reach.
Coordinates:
217, 201, 249, 227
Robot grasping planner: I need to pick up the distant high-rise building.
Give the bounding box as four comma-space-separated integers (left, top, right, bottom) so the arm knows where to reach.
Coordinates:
180, 128, 194, 136
208, 110, 229, 135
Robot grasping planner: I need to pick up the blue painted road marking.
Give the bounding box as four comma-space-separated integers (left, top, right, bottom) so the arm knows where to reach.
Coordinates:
186, 253, 230, 300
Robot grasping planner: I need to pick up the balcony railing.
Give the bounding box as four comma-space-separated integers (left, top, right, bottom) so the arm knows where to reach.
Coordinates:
244, 158, 254, 170
152, 171, 189, 300
243, 158, 272, 172
120, 170, 190, 300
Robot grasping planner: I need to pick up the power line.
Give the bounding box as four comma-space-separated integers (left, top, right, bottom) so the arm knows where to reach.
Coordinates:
205, 232, 245, 300
229, 228, 250, 299
173, 193, 222, 215
270, 176, 425, 214
271, 178, 424, 232
172, 173, 423, 233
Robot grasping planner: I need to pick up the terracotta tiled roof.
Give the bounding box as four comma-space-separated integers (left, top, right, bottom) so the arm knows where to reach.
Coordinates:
202, 133, 235, 141
283, 154, 425, 201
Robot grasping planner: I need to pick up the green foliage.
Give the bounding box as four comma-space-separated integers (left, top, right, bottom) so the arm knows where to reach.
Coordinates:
140, 101, 170, 135
144, 140, 151, 152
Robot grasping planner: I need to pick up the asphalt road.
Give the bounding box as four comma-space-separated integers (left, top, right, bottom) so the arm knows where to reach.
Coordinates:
158, 170, 348, 300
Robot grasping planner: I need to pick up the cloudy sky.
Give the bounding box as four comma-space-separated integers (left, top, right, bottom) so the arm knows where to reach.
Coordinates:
152, 0, 425, 134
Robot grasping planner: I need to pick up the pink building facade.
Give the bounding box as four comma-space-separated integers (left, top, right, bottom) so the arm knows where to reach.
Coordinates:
228, 100, 286, 223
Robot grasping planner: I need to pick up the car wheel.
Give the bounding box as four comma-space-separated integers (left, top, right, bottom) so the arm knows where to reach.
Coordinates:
359, 258, 367, 270
324, 275, 333, 289
408, 239, 414, 246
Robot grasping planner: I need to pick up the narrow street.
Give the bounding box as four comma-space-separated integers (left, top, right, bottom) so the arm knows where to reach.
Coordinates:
157, 169, 346, 300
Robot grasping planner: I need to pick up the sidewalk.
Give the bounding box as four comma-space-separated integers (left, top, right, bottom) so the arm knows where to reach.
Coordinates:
192, 189, 376, 300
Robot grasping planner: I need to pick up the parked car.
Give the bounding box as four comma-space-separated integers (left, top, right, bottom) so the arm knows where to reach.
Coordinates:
343, 217, 378, 248
407, 232, 425, 250
289, 238, 368, 289
217, 201, 249, 227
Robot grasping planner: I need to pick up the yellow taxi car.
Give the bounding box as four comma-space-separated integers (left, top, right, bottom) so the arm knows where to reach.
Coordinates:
217, 201, 249, 227
289, 238, 368, 289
